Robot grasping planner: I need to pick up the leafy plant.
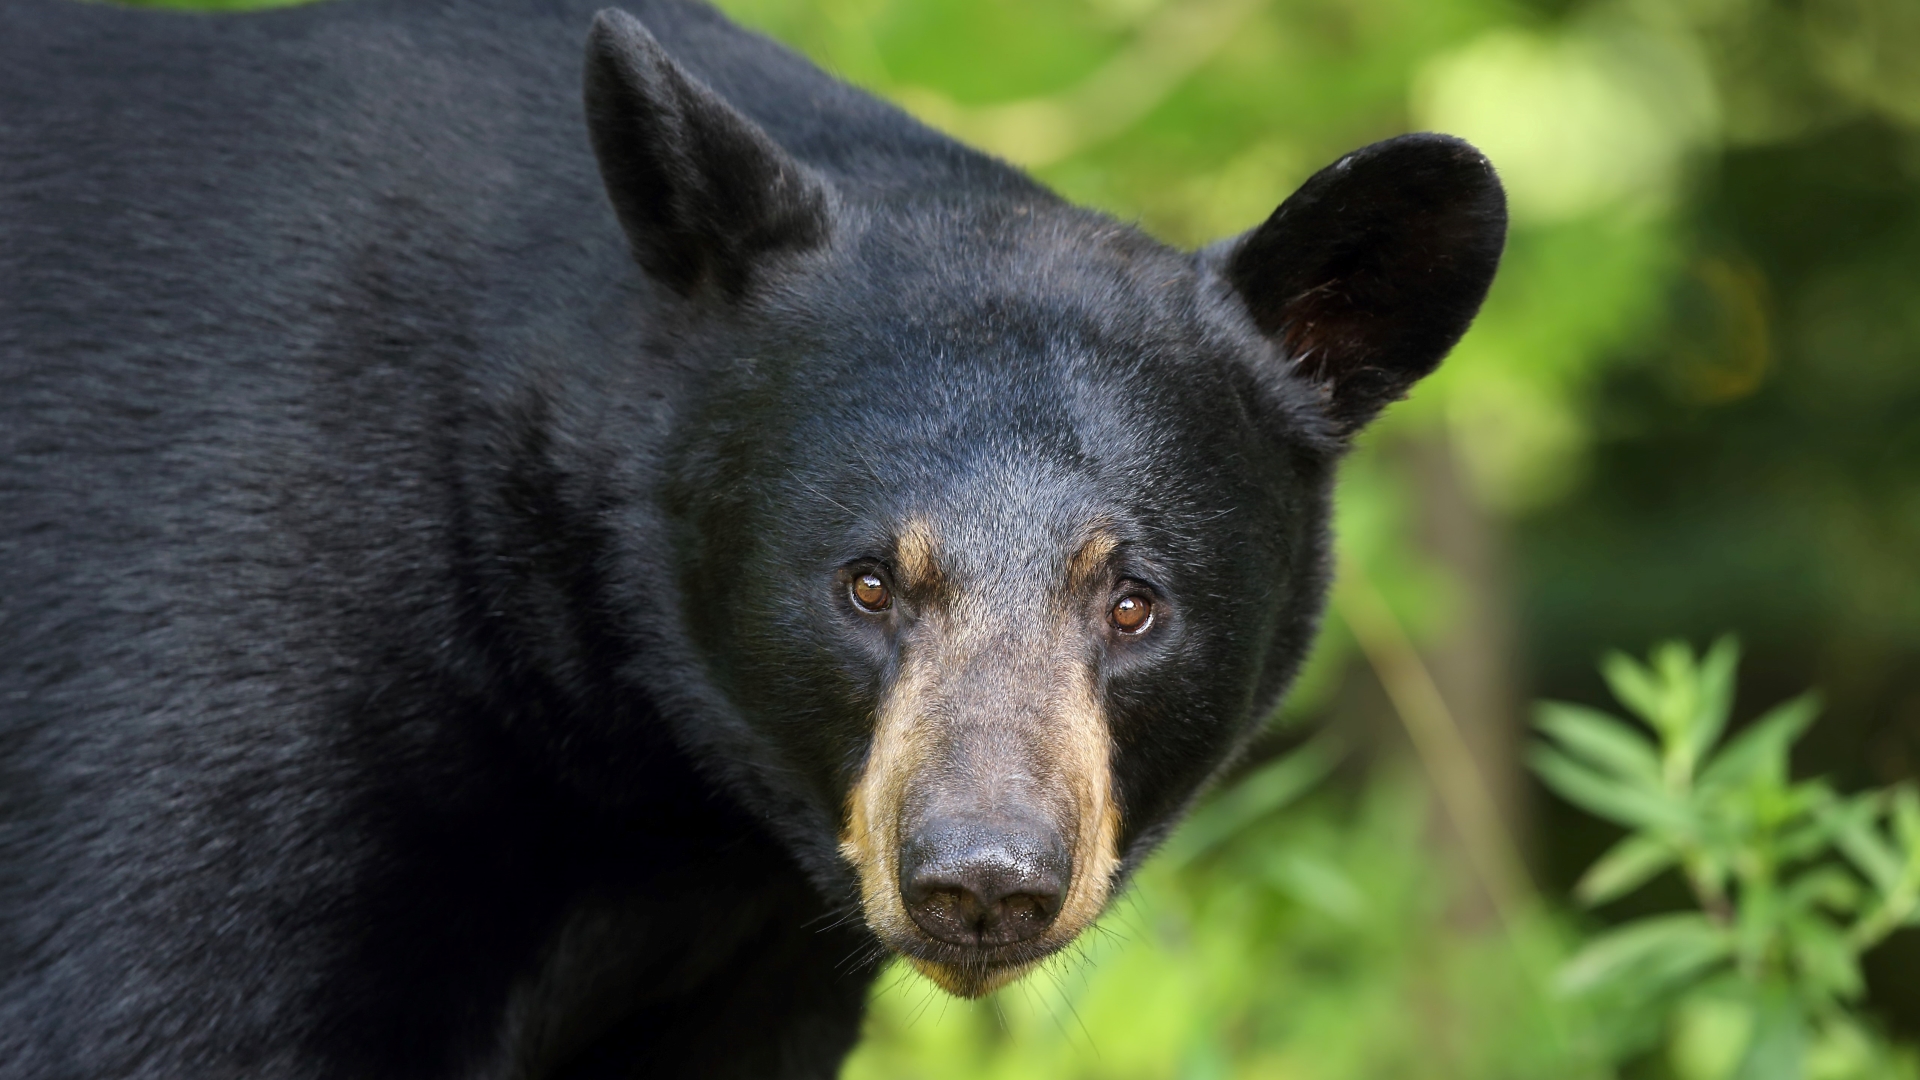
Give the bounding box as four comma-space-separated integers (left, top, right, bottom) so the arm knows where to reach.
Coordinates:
845, 766, 1613, 1080
1533, 638, 1920, 1080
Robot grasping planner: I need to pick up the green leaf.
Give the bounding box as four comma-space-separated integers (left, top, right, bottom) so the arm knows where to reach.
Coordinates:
1536, 701, 1664, 785
1531, 745, 1693, 831
1652, 640, 1704, 739
1577, 833, 1680, 907
1728, 987, 1807, 1080
1160, 732, 1344, 867
1670, 993, 1755, 1080
1777, 783, 1842, 863
1557, 912, 1732, 997
1688, 635, 1741, 764
1780, 866, 1863, 918
1892, 785, 1920, 859
1803, 1015, 1904, 1080
1264, 851, 1369, 926
1698, 692, 1821, 791
1824, 794, 1905, 895
1787, 913, 1864, 1001
1603, 648, 1672, 735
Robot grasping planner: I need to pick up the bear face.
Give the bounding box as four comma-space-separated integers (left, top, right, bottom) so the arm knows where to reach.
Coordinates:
663, 210, 1331, 995
583, 10, 1506, 997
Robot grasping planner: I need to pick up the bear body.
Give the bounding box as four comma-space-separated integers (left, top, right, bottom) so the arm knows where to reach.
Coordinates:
0, 1, 1505, 1076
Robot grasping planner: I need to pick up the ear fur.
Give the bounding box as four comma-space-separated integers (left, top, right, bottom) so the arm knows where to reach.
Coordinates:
1210, 133, 1507, 434
584, 9, 831, 298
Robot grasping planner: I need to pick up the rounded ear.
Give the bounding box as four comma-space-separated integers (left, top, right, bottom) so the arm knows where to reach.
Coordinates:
583, 8, 831, 298
1207, 133, 1507, 434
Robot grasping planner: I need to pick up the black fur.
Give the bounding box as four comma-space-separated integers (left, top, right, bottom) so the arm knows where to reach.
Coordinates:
0, 0, 1505, 1076
583, 11, 830, 297
1211, 133, 1507, 432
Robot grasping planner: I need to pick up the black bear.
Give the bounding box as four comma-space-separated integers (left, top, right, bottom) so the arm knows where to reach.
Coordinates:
0, 0, 1505, 1075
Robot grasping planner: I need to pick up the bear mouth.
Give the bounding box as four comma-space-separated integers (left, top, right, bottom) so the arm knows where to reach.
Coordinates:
852, 828, 1119, 998
875, 886, 1099, 998
894, 939, 1052, 998
893, 928, 1060, 968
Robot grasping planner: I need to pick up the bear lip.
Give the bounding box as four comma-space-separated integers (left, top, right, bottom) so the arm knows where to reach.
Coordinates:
885, 922, 1071, 977
902, 950, 1044, 999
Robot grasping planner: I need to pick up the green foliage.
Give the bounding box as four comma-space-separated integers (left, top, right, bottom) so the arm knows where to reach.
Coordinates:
1534, 639, 1920, 1080
847, 641, 1920, 1080
847, 767, 1614, 1080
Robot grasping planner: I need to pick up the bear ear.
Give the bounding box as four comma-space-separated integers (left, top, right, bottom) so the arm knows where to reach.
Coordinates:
584, 9, 831, 298
1207, 133, 1507, 434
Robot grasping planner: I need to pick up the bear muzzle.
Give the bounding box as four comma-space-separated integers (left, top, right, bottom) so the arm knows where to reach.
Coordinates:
836, 520, 1126, 996
841, 692, 1121, 997
898, 804, 1071, 948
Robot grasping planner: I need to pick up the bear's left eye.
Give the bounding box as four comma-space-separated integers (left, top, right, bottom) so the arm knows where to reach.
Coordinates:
850, 572, 891, 612
1110, 592, 1152, 634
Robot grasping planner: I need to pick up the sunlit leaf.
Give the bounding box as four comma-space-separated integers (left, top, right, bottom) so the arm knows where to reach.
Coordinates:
1892, 785, 1920, 861
1781, 866, 1864, 918
1688, 635, 1742, 765
1557, 912, 1732, 996
1577, 833, 1679, 906
1264, 851, 1369, 926
1602, 648, 1671, 734
1652, 640, 1703, 741
1825, 795, 1905, 896
1779, 790, 1845, 864
1728, 988, 1807, 1080
1669, 992, 1755, 1080
1531, 744, 1693, 830
1698, 692, 1821, 792
1537, 700, 1663, 785
1788, 913, 1865, 1001
1801, 1014, 1912, 1080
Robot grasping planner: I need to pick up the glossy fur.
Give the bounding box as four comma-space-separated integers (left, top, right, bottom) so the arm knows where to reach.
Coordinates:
0, 0, 1505, 1076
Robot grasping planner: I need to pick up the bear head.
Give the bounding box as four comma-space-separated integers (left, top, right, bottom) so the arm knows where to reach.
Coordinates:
579, 9, 1505, 997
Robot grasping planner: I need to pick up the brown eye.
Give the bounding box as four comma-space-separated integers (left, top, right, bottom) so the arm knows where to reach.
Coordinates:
1110, 593, 1152, 634
851, 572, 891, 612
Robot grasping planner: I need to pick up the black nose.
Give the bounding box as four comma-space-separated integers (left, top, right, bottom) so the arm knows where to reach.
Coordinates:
899, 815, 1070, 948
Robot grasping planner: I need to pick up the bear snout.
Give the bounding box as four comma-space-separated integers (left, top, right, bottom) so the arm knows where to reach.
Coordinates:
898, 809, 1070, 948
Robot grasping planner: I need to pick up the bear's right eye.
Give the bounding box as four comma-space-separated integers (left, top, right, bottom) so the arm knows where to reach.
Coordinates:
850, 572, 891, 612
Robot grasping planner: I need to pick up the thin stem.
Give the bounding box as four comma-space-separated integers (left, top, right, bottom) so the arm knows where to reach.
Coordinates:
1684, 860, 1736, 928
1334, 561, 1538, 937
1340, 562, 1617, 1077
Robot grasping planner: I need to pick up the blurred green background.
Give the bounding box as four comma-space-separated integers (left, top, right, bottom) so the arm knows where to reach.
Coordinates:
129, 0, 1920, 1074
723, 0, 1920, 1074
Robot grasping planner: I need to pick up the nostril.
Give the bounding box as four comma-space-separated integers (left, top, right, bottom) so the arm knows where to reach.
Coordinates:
981, 887, 1061, 945
902, 876, 1063, 948
898, 825, 1069, 948
999, 890, 1056, 925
